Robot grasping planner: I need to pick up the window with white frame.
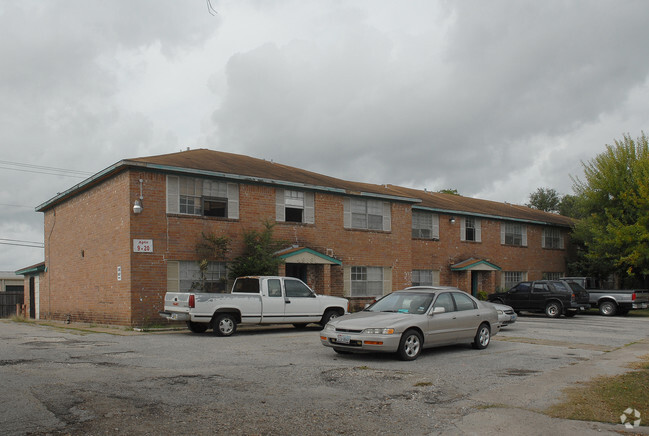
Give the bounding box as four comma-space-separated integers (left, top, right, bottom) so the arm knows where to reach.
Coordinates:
501, 222, 527, 246
411, 270, 440, 286
351, 266, 384, 297
412, 211, 439, 239
167, 260, 228, 293
344, 198, 391, 231
542, 227, 564, 249
276, 189, 315, 224
542, 272, 562, 280
503, 271, 526, 290
167, 175, 239, 219
461, 217, 481, 242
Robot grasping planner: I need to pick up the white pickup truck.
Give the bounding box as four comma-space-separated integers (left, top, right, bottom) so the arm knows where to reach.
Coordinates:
159, 276, 349, 336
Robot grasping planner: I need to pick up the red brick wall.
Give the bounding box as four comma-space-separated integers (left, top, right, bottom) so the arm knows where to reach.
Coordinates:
42, 171, 132, 325
40, 169, 571, 326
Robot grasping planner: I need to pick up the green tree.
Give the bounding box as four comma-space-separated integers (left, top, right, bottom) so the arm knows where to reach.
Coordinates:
194, 232, 230, 291
438, 188, 460, 195
527, 187, 561, 213
228, 220, 287, 279
572, 132, 649, 286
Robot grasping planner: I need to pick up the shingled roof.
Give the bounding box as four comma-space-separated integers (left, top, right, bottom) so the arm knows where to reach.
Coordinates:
38, 148, 574, 228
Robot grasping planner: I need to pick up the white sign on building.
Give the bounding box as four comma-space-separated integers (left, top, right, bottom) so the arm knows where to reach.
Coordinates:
133, 239, 153, 253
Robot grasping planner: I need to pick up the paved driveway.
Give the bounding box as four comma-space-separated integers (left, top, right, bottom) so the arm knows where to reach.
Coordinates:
1, 313, 648, 435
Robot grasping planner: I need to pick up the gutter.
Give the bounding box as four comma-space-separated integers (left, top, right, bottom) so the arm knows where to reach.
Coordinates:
36, 160, 421, 211
413, 205, 573, 228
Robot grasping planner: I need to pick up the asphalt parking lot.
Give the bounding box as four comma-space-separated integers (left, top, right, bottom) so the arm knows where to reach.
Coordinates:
1, 313, 648, 435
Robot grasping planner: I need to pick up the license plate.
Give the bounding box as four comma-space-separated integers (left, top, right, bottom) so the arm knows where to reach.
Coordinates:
337, 334, 351, 344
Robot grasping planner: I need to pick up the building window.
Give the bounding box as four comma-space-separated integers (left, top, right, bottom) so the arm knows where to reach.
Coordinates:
276, 189, 314, 224
542, 228, 564, 249
411, 270, 440, 286
503, 271, 526, 290
412, 211, 439, 239
501, 222, 527, 246
343, 198, 391, 231
461, 217, 481, 242
351, 266, 383, 297
542, 272, 562, 280
167, 175, 239, 219
167, 261, 228, 293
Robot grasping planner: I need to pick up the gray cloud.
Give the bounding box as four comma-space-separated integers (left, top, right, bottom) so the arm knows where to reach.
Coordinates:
2, 1, 649, 269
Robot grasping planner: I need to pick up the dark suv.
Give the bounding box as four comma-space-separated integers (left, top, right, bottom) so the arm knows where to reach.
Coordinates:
487, 280, 590, 318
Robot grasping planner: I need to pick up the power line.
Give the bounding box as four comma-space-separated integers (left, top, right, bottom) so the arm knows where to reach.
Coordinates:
0, 159, 94, 179
0, 239, 45, 248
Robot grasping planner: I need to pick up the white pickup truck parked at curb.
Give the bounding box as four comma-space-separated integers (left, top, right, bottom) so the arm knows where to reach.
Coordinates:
160, 276, 349, 336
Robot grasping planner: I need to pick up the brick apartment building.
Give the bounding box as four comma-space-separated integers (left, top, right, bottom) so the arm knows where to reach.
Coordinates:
25, 149, 574, 326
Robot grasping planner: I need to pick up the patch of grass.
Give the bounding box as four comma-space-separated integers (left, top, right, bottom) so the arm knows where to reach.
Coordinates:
414, 381, 432, 387
10, 315, 31, 323
628, 309, 649, 318
354, 366, 372, 371
546, 355, 649, 425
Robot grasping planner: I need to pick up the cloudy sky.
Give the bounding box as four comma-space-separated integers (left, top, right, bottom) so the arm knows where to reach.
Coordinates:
2, 0, 649, 271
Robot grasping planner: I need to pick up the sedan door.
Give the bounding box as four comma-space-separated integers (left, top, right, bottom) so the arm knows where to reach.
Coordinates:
450, 292, 482, 340
426, 292, 458, 346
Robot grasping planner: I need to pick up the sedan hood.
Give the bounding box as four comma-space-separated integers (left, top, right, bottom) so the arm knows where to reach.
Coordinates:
330, 311, 417, 330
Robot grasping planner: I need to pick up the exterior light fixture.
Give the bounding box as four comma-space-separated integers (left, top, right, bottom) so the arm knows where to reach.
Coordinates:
449, 217, 456, 224
133, 178, 144, 214
133, 199, 143, 214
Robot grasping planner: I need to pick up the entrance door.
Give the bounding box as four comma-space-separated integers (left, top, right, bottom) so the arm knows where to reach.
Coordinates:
471, 272, 479, 297
29, 277, 35, 319
285, 264, 307, 282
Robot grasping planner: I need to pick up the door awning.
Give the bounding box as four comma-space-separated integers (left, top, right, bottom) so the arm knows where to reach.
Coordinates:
276, 246, 342, 265
451, 258, 501, 271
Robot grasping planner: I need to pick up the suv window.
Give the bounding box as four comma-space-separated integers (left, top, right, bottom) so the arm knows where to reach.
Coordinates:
511, 282, 531, 293
551, 281, 569, 292
453, 292, 477, 311
532, 283, 549, 293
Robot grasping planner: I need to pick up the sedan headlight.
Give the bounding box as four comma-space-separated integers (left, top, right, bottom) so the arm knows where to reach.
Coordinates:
323, 323, 335, 332
496, 309, 504, 315
361, 328, 395, 335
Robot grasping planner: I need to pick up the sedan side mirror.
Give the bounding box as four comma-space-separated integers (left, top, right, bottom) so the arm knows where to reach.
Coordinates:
432, 307, 446, 314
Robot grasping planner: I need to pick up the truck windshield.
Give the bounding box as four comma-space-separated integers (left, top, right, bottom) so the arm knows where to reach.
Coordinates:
233, 278, 260, 294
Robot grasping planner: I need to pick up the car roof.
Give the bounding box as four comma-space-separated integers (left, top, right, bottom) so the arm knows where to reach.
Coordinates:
402, 286, 460, 293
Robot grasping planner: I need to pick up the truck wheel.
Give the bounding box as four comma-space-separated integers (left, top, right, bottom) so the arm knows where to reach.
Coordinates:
397, 329, 422, 361
187, 321, 208, 333
320, 309, 341, 327
472, 323, 491, 349
545, 302, 562, 318
212, 314, 237, 337
599, 301, 617, 316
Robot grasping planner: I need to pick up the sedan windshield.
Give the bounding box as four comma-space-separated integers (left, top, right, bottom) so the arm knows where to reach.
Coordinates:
367, 292, 434, 315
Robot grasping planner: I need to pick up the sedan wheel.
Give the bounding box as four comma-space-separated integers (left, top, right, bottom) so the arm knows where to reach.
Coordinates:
545, 302, 562, 318
472, 323, 491, 349
212, 314, 237, 337
397, 329, 422, 361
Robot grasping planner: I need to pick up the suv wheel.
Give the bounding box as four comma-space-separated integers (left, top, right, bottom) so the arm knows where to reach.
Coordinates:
545, 301, 562, 318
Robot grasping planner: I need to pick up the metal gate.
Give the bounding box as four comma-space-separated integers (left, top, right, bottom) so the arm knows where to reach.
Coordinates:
0, 292, 23, 318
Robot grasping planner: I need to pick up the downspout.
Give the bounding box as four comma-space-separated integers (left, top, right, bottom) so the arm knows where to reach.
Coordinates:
47, 207, 56, 320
